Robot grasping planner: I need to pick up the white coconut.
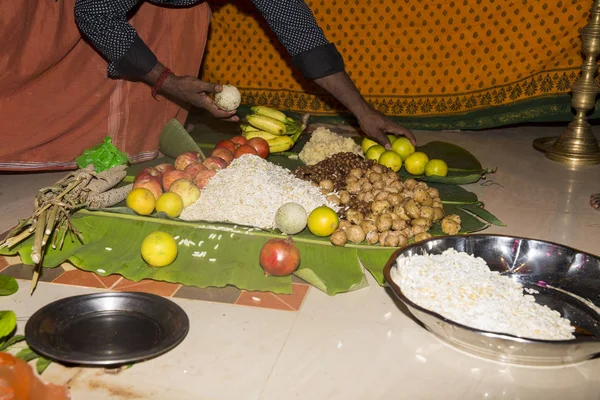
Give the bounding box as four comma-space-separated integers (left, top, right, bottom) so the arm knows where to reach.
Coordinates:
214, 85, 241, 111
274, 202, 308, 235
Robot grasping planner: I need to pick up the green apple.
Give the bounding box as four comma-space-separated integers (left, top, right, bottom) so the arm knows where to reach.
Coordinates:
365, 145, 386, 161
425, 159, 449, 177
378, 150, 403, 172
404, 152, 429, 176
391, 137, 416, 161
361, 137, 379, 154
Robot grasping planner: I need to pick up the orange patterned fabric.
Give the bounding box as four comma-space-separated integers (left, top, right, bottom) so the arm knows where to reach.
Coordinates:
201, 0, 591, 124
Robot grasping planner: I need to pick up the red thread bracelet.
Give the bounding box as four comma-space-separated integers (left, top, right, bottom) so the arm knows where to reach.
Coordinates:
152, 68, 172, 99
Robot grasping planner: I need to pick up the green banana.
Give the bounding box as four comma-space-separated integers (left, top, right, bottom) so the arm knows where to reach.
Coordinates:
267, 136, 294, 153
246, 114, 286, 136
250, 106, 287, 123
243, 130, 279, 141
240, 123, 259, 133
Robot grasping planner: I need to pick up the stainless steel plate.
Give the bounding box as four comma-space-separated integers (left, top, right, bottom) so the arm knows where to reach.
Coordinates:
383, 234, 600, 366
25, 292, 189, 366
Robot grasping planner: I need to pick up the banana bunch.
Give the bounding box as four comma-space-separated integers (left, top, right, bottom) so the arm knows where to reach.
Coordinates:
241, 106, 307, 153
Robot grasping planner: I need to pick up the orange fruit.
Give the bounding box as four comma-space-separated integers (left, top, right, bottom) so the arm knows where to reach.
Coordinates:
141, 231, 178, 267
307, 206, 339, 237
126, 188, 155, 215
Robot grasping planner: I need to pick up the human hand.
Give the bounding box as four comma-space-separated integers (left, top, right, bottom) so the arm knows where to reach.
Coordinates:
357, 110, 416, 149
164, 75, 239, 122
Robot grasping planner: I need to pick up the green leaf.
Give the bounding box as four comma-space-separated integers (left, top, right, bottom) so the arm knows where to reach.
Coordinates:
36, 357, 52, 374
159, 119, 205, 159
0, 276, 18, 296
357, 248, 397, 285
417, 141, 482, 170
15, 347, 39, 362
0, 334, 26, 351
461, 203, 506, 227
398, 141, 495, 185
0, 311, 17, 339
431, 183, 479, 204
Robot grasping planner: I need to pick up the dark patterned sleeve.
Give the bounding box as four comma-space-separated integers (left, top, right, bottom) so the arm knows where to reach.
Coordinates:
74, 0, 158, 78
249, 0, 345, 79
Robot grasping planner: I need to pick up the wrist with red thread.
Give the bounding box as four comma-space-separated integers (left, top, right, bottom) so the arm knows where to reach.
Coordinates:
152, 68, 172, 99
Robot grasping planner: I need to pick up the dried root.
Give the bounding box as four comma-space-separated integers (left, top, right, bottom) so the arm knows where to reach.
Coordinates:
0, 164, 130, 293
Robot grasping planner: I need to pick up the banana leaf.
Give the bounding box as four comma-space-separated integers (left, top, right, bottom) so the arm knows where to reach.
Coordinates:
398, 141, 496, 185
159, 119, 205, 159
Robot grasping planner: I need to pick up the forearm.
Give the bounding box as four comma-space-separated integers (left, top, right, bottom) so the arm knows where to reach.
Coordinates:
314, 72, 373, 119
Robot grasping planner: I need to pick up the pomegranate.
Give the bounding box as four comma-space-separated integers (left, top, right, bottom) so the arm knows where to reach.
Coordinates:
234, 144, 258, 158
259, 238, 301, 277
215, 139, 237, 153
246, 137, 270, 159
230, 135, 247, 146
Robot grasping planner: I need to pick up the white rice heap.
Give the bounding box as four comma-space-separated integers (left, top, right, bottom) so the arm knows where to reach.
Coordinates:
180, 154, 338, 229
391, 249, 575, 341
299, 127, 363, 165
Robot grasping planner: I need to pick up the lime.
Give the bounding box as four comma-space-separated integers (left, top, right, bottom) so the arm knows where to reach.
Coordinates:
378, 150, 403, 172
141, 231, 178, 267
126, 188, 155, 215
307, 206, 339, 237
365, 144, 386, 161
404, 152, 430, 176
391, 137, 416, 161
387, 135, 398, 144
155, 192, 184, 218
425, 159, 449, 177
361, 137, 379, 154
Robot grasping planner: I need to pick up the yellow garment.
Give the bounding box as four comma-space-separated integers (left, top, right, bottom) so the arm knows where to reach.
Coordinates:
201, 0, 593, 129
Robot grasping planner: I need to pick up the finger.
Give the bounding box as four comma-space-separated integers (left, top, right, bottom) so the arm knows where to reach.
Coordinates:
191, 94, 237, 118
187, 78, 221, 94
369, 131, 392, 150
386, 125, 417, 146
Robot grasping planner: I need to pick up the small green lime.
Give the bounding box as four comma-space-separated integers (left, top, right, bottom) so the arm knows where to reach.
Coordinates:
378, 150, 403, 172
387, 135, 398, 144
391, 137, 416, 161
365, 145, 386, 161
404, 152, 430, 176
361, 137, 379, 154
425, 159, 449, 177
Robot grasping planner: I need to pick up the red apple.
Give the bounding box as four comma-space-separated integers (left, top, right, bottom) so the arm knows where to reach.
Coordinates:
230, 135, 247, 146
162, 169, 191, 191
202, 156, 228, 171
154, 163, 175, 174
211, 147, 234, 164
246, 137, 270, 159
174, 151, 202, 171
168, 178, 201, 208
194, 170, 216, 189
134, 167, 161, 183
184, 162, 207, 180
214, 140, 236, 153
234, 144, 258, 158
133, 176, 163, 200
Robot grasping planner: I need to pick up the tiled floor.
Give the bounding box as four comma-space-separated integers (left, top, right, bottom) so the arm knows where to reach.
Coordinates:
0, 257, 311, 312
1, 124, 600, 399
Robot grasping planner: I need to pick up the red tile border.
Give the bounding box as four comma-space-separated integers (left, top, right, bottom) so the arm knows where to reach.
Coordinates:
273, 283, 311, 311
52, 269, 108, 289
0, 257, 9, 272
112, 278, 181, 297
235, 291, 294, 311
1, 251, 309, 311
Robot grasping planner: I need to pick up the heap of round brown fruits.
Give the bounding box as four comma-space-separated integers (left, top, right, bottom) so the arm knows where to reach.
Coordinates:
294, 153, 462, 247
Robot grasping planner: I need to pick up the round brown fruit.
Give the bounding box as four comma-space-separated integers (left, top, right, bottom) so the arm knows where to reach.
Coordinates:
183, 162, 207, 180
230, 135, 247, 147
211, 147, 234, 164
246, 137, 270, 159
234, 144, 258, 158
215, 139, 236, 153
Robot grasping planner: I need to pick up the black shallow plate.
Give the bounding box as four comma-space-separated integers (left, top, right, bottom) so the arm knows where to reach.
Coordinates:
25, 292, 189, 366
